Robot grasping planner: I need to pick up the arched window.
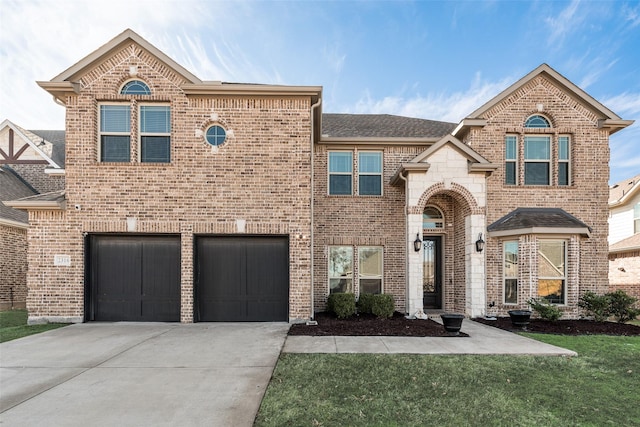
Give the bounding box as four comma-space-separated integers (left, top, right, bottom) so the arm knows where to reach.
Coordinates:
524, 115, 551, 128
423, 206, 444, 229
120, 80, 151, 95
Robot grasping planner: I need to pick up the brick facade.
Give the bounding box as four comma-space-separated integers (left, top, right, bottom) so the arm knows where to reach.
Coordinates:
609, 250, 640, 302
0, 224, 28, 310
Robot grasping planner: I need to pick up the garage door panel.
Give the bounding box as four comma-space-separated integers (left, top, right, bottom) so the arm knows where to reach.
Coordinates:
196, 236, 289, 322
89, 235, 180, 322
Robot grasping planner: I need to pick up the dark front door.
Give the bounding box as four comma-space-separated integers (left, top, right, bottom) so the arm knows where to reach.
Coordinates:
423, 235, 443, 309
195, 236, 289, 321
88, 235, 181, 322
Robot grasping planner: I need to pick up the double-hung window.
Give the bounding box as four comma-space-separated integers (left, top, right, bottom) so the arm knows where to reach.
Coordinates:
328, 152, 353, 195
503, 241, 518, 304
505, 135, 517, 185
328, 246, 353, 294
358, 246, 383, 294
634, 203, 640, 234
524, 136, 551, 185
558, 136, 570, 186
99, 105, 131, 162
358, 152, 382, 195
140, 105, 171, 163
537, 240, 566, 304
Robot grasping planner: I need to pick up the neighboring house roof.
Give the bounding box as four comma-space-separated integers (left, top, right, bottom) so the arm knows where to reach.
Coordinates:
0, 166, 37, 227
609, 233, 640, 254
322, 114, 456, 139
4, 190, 66, 211
453, 63, 634, 137
487, 208, 591, 238
609, 173, 640, 207
0, 119, 64, 169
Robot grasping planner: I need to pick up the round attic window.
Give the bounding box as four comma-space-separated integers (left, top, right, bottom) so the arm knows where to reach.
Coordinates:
205, 125, 227, 146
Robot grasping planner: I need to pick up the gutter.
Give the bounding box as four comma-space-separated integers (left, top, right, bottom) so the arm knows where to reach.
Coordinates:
309, 97, 322, 321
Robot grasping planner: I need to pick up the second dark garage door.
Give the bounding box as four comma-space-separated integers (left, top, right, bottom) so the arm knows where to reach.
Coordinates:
195, 236, 289, 321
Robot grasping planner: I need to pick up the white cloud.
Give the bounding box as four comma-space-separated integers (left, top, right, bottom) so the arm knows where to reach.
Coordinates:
602, 92, 640, 117
545, 0, 583, 46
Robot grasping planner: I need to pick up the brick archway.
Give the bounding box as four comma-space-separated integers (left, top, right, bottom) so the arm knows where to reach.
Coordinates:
410, 181, 482, 215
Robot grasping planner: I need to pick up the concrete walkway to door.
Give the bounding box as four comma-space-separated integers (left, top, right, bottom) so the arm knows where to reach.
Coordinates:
0, 322, 289, 427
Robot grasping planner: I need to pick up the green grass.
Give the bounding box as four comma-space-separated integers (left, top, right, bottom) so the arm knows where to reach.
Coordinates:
256, 335, 640, 426
0, 309, 68, 343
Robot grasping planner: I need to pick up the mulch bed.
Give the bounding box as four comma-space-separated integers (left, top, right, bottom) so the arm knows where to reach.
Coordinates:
473, 317, 640, 336
288, 312, 469, 337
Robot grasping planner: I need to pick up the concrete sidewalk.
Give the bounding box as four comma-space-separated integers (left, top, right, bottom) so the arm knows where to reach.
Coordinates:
0, 322, 290, 427
283, 318, 577, 356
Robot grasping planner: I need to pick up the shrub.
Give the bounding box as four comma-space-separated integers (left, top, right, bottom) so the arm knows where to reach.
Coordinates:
371, 294, 395, 318
527, 298, 562, 321
606, 290, 640, 323
357, 293, 376, 314
327, 293, 356, 319
579, 291, 610, 322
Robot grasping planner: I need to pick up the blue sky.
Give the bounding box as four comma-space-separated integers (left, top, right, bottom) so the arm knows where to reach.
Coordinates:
1, 0, 639, 183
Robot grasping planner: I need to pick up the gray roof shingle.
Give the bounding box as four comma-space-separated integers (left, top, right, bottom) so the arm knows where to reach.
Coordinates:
30, 130, 66, 167
0, 166, 38, 225
488, 208, 591, 233
322, 114, 456, 138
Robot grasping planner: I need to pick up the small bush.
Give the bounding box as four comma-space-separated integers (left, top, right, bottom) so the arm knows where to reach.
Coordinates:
357, 293, 376, 314
579, 291, 610, 322
327, 293, 356, 319
528, 298, 562, 321
606, 290, 640, 323
371, 294, 395, 318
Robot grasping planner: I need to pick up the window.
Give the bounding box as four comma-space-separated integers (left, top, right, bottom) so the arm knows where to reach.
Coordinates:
558, 136, 570, 186
423, 206, 444, 228
120, 80, 151, 95
100, 104, 131, 162
505, 135, 517, 185
358, 152, 382, 195
524, 115, 551, 128
503, 241, 518, 304
524, 136, 551, 185
538, 240, 566, 304
205, 125, 226, 146
329, 246, 353, 294
359, 247, 383, 294
140, 105, 171, 163
328, 152, 353, 195
635, 203, 640, 234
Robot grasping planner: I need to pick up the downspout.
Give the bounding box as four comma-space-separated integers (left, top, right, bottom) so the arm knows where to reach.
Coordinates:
309, 97, 322, 321
397, 170, 409, 315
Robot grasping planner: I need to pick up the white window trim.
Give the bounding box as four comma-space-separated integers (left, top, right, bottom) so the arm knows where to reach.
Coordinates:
423, 205, 444, 229
537, 239, 568, 305
98, 102, 131, 163
138, 103, 171, 163
505, 135, 518, 185
358, 246, 384, 295
328, 245, 353, 295
328, 151, 353, 196
523, 135, 552, 185
357, 151, 383, 196
558, 135, 571, 186
503, 240, 519, 305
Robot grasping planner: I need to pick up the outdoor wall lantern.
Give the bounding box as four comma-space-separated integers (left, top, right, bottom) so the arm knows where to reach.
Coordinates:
475, 233, 485, 253
414, 233, 422, 252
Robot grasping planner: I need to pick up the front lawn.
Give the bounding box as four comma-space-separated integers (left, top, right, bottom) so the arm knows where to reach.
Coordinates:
0, 309, 68, 343
256, 335, 640, 426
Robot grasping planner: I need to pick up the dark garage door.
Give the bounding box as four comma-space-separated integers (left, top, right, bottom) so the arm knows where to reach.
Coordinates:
196, 236, 289, 321
88, 235, 181, 322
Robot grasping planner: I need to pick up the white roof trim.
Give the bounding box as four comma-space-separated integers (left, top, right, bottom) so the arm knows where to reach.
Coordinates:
0, 119, 61, 169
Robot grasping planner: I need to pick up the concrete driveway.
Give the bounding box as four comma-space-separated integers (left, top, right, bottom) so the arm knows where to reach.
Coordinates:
0, 322, 290, 427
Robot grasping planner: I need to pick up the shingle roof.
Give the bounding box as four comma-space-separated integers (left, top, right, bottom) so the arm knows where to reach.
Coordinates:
488, 208, 591, 234
610, 233, 640, 253
322, 114, 456, 138
0, 166, 38, 225
609, 173, 640, 204
30, 130, 66, 167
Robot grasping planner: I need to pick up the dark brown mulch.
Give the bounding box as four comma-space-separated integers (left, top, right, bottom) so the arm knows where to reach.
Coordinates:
473, 317, 640, 336
288, 312, 469, 337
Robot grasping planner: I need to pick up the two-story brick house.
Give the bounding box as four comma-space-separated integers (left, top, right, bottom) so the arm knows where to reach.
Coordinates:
9, 29, 632, 324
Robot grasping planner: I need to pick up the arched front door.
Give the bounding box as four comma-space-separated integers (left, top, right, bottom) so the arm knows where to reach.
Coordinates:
423, 235, 442, 309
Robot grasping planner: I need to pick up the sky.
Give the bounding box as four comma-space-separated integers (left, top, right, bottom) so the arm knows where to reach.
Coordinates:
1, 0, 639, 183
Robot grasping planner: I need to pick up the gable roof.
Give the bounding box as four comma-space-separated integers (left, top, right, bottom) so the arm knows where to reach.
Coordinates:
453, 63, 634, 136
322, 114, 456, 139
390, 134, 498, 185
0, 166, 38, 227
610, 232, 640, 254
487, 207, 591, 238
0, 119, 63, 169
609, 173, 640, 207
